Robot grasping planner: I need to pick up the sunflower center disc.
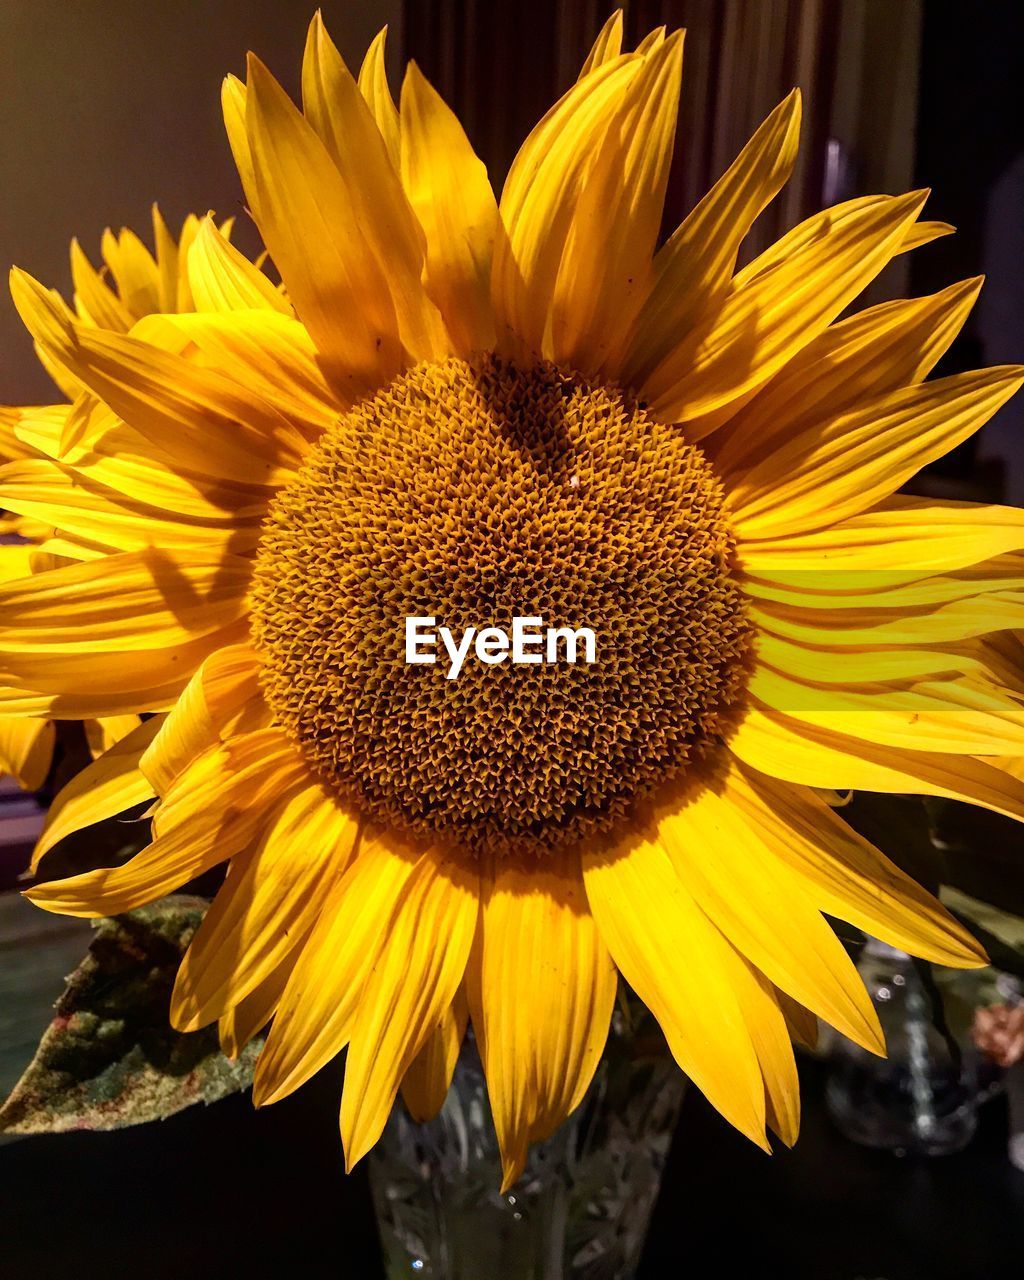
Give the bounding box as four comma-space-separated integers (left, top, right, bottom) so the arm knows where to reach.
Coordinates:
251, 356, 752, 857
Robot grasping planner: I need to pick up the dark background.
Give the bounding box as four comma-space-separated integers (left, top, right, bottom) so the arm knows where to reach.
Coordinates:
0, 1057, 1019, 1280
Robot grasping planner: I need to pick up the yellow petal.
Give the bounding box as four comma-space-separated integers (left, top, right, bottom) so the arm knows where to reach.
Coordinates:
159, 310, 343, 431
27, 732, 307, 917
0, 457, 261, 556
9, 402, 70, 460
222, 74, 256, 206
69, 239, 133, 332
713, 277, 982, 477
729, 366, 1024, 540
748, 592, 1024, 649
252, 828, 420, 1107
401, 988, 469, 1124
10, 270, 306, 487
0, 405, 51, 464
0, 715, 55, 790
171, 782, 358, 1031
85, 714, 142, 759
301, 16, 447, 364
357, 27, 400, 167
622, 90, 802, 391
724, 949, 801, 1147
244, 42, 443, 399
175, 214, 204, 311
728, 764, 986, 967
0, 667, 201, 719
548, 33, 684, 374
742, 561, 1024, 612
582, 830, 769, 1149
579, 11, 624, 77
467, 849, 617, 1190
0, 550, 252, 719
400, 63, 498, 355
634, 27, 667, 55
0, 548, 251, 654
748, 665, 1024, 756
737, 195, 925, 285
492, 53, 643, 362
739, 494, 1024, 580
219, 955, 297, 1061
151, 205, 180, 314
141, 643, 266, 797
104, 227, 160, 319
727, 702, 1024, 823
754, 631, 991, 687
186, 217, 291, 315
244, 54, 404, 398
341, 848, 479, 1170
0, 542, 36, 584
641, 191, 928, 427
30, 716, 161, 871
901, 219, 955, 251
658, 784, 884, 1054
43, 414, 270, 531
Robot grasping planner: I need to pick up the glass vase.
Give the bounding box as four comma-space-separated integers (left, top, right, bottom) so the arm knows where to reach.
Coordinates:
368, 1002, 684, 1280
825, 938, 978, 1155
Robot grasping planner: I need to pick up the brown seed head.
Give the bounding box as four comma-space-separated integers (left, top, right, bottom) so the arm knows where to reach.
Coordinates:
251, 356, 751, 857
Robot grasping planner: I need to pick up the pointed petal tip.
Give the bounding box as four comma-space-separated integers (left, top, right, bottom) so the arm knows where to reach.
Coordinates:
245, 49, 271, 84
499, 1151, 527, 1195
750, 1125, 773, 1155
944, 934, 990, 970
341, 1121, 376, 1176
250, 1068, 273, 1109
662, 26, 685, 53
20, 884, 100, 919
949, 273, 983, 301
168, 991, 203, 1035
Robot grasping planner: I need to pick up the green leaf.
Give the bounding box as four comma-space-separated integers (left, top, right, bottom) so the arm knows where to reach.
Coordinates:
941, 886, 1024, 980
0, 894, 260, 1135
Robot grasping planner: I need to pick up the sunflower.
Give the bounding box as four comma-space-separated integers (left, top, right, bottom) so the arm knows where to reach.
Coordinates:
0, 208, 261, 793
7, 12, 1024, 1187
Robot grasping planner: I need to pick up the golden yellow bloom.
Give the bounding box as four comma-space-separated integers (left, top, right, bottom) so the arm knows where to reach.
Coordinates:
0, 208, 250, 788
0, 209, 259, 788
6, 13, 1024, 1186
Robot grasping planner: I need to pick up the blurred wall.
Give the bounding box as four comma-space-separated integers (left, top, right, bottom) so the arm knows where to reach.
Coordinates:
0, 0, 400, 404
